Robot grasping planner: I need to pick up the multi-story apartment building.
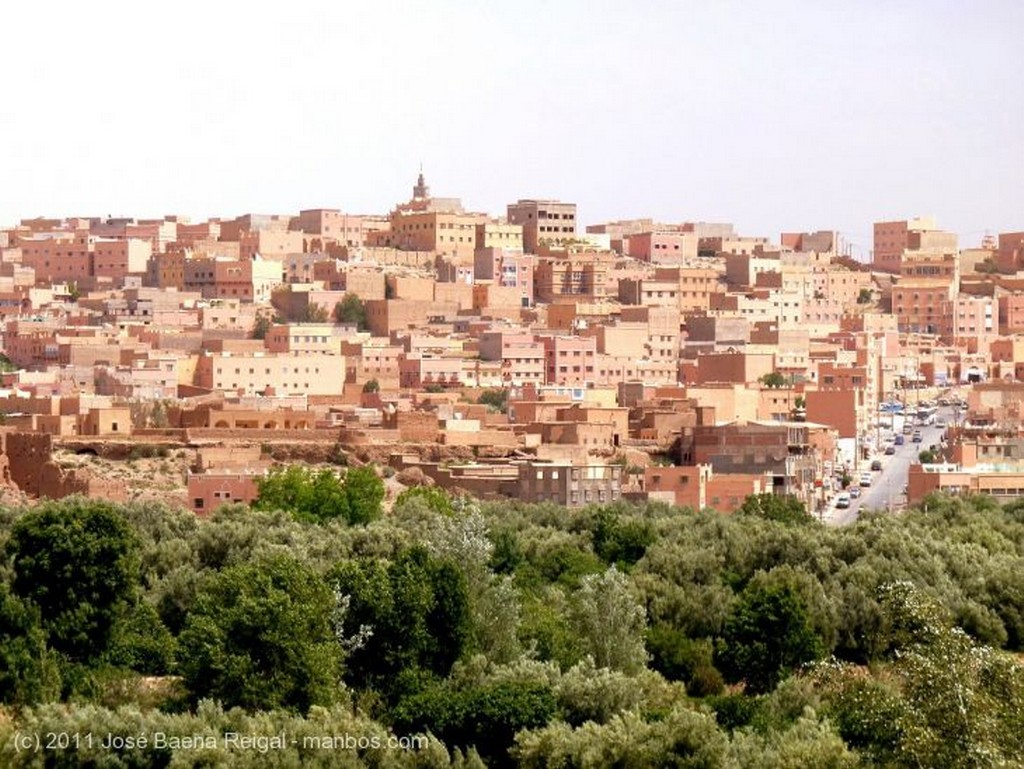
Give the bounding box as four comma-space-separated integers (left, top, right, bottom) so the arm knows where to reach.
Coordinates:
478, 330, 546, 387
534, 254, 610, 303
93, 238, 152, 281
624, 231, 699, 263
507, 199, 577, 253
540, 334, 596, 386
264, 323, 346, 356
873, 216, 958, 273
892, 277, 956, 334
516, 461, 621, 507
617, 266, 723, 313
292, 209, 366, 248
183, 256, 283, 303
193, 351, 345, 396
476, 221, 523, 251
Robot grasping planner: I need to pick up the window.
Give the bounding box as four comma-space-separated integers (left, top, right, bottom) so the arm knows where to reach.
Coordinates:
194, 498, 204, 509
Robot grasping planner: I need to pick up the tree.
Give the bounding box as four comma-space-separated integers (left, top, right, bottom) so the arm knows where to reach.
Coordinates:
569, 567, 648, 673
856, 287, 873, 304
591, 508, 655, 569
918, 449, 939, 464
395, 680, 557, 767
477, 389, 509, 412
0, 582, 61, 704
718, 575, 824, 694
255, 465, 348, 523
177, 555, 342, 712
737, 493, 812, 525
332, 546, 471, 695
334, 293, 368, 330
7, 499, 140, 663
362, 378, 380, 393
253, 465, 382, 525
760, 371, 788, 388
343, 465, 384, 525
396, 485, 454, 517
302, 303, 330, 323
251, 313, 273, 340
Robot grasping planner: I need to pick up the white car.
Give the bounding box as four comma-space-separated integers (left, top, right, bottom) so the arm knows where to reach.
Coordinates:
859, 472, 873, 487
835, 493, 851, 509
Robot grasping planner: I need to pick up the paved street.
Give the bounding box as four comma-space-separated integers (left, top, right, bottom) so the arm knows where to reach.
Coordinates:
825, 405, 954, 526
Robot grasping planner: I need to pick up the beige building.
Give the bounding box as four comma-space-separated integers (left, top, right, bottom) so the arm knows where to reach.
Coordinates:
193, 351, 345, 396
507, 199, 577, 253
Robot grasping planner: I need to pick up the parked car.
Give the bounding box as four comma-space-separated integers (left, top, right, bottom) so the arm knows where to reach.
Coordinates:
859, 471, 873, 487
912, 431, 923, 443
885, 445, 896, 455
835, 493, 851, 509
849, 486, 861, 498
871, 460, 883, 471
895, 435, 905, 446
936, 418, 947, 428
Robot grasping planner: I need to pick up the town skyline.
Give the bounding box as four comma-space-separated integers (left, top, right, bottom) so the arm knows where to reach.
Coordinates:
2, 1, 1021, 249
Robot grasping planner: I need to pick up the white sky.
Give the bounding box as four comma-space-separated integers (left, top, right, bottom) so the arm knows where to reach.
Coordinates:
2, 0, 1021, 255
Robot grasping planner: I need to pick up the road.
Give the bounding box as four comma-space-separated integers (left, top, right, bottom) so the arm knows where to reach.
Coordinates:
825, 406, 954, 526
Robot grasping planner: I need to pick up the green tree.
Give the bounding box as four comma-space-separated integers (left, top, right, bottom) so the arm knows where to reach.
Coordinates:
0, 582, 61, 704
255, 465, 348, 523
570, 567, 648, 673
513, 706, 728, 768
395, 486, 454, 517
760, 371, 788, 388
591, 508, 655, 569
7, 499, 140, 663
918, 449, 939, 463
177, 555, 342, 712
334, 293, 368, 330
737, 493, 812, 525
718, 575, 824, 693
395, 680, 557, 768
332, 546, 471, 695
362, 378, 380, 393
856, 287, 873, 304
254, 465, 382, 525
343, 465, 384, 525
103, 601, 175, 676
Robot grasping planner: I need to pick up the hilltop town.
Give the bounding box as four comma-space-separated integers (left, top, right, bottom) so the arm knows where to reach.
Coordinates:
1, 173, 1022, 520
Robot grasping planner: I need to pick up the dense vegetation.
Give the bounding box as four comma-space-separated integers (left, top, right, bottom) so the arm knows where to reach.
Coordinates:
1, 481, 1023, 767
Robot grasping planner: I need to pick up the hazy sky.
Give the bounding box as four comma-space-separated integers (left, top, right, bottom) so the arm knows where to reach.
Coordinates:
2, 0, 1021, 255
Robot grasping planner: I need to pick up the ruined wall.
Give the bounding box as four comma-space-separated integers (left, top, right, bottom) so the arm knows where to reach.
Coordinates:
4, 431, 53, 497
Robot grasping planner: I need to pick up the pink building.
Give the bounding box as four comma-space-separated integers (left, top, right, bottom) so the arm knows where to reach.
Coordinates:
293, 209, 366, 249
398, 353, 466, 389
540, 335, 596, 386
999, 293, 1024, 335
188, 470, 262, 515
474, 248, 535, 306
17, 232, 93, 283
478, 330, 546, 387
93, 238, 152, 281
625, 231, 698, 263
